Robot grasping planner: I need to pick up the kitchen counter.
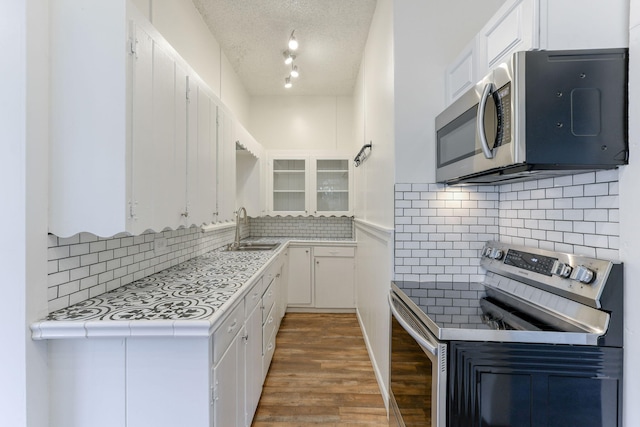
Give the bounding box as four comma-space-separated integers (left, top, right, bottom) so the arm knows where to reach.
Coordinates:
31, 237, 355, 340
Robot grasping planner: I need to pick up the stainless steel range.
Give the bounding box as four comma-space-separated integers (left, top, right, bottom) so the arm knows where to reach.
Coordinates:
389, 241, 623, 427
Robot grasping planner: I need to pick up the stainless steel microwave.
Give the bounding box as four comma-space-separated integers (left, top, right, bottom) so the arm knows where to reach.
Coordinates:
436, 49, 628, 185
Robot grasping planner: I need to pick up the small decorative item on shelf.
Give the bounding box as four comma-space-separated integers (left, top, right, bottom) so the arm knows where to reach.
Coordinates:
353, 142, 372, 167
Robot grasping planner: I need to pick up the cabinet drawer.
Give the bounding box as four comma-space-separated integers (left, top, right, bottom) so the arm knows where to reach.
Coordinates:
262, 303, 277, 354
212, 303, 245, 364
264, 255, 282, 284
262, 326, 276, 380
313, 246, 355, 257
262, 281, 276, 324
246, 277, 264, 313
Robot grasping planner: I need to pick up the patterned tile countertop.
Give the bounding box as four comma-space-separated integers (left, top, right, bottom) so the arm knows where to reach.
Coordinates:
31, 237, 355, 340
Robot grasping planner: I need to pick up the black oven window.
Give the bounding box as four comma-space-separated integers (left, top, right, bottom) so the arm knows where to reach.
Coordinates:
437, 105, 479, 167
390, 316, 432, 426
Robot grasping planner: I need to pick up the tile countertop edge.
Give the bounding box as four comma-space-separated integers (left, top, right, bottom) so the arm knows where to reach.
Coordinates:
30, 238, 298, 340
31, 238, 349, 340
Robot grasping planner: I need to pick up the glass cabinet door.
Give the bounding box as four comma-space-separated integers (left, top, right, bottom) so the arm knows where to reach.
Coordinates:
272, 159, 306, 213
315, 159, 349, 214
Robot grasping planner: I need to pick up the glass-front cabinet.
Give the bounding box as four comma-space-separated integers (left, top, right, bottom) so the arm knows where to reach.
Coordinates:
272, 157, 308, 214
314, 159, 349, 214
268, 153, 352, 216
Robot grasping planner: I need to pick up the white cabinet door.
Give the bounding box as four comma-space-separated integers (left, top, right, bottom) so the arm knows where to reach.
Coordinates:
476, 0, 629, 77
311, 157, 352, 216
477, 0, 536, 75
186, 84, 218, 226
49, 0, 131, 237
269, 155, 309, 215
213, 326, 244, 427
218, 109, 237, 222
445, 36, 479, 105
245, 301, 263, 426
131, 31, 188, 234
287, 246, 312, 306
314, 247, 355, 309
174, 63, 189, 228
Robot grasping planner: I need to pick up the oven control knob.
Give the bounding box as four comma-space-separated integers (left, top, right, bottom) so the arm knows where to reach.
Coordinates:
489, 248, 504, 260
570, 265, 595, 284
551, 261, 572, 278
482, 247, 493, 258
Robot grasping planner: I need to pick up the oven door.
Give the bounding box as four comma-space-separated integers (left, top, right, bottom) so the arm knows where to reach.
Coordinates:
389, 292, 447, 427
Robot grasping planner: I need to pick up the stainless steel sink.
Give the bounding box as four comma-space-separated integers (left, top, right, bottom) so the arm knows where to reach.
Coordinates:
226, 242, 280, 251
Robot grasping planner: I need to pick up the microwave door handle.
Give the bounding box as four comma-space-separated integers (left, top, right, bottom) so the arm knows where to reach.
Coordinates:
388, 294, 439, 356
477, 83, 495, 159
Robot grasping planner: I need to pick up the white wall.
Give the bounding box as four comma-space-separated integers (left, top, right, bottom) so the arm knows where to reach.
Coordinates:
355, 0, 395, 228
352, 0, 395, 409
393, 0, 504, 184
249, 96, 354, 151
133, 0, 251, 124
620, 0, 639, 423
0, 1, 49, 426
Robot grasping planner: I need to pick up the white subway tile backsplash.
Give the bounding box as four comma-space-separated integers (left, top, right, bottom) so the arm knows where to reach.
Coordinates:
48, 217, 350, 312
395, 171, 620, 282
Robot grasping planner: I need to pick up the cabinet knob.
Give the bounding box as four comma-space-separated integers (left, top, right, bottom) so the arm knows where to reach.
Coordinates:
316, 260, 319, 265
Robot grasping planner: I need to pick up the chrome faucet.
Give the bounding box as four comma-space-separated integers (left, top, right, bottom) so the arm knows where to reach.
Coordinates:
230, 207, 248, 250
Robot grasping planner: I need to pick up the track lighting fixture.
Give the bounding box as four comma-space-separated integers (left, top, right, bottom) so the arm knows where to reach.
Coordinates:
282, 31, 300, 89
288, 30, 298, 51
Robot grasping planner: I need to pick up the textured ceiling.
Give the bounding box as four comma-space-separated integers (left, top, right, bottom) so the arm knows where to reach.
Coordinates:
191, 0, 378, 96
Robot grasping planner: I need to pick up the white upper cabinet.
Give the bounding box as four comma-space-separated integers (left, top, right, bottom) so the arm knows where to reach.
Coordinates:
49, 0, 133, 237
446, 0, 629, 106
477, 0, 629, 76
217, 110, 237, 222
267, 152, 353, 216
313, 158, 352, 216
131, 25, 189, 234
48, 0, 245, 237
190, 83, 219, 226
445, 36, 479, 105
269, 155, 309, 215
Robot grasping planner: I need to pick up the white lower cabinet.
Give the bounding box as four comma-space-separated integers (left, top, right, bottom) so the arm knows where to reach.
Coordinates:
245, 288, 264, 425
47, 269, 283, 427
287, 244, 356, 310
212, 329, 244, 427
287, 246, 313, 306
314, 246, 355, 309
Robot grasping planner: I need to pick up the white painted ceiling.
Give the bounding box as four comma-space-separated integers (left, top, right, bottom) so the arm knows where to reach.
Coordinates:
191, 0, 378, 96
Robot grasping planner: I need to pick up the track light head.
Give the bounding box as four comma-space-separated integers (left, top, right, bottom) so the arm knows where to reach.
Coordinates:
288, 30, 298, 51
283, 50, 295, 65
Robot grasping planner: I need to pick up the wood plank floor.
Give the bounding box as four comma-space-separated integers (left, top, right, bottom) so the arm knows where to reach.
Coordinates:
251, 313, 388, 427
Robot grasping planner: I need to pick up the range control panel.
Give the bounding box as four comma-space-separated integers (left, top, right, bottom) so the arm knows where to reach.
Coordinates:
503, 250, 556, 276
480, 241, 619, 308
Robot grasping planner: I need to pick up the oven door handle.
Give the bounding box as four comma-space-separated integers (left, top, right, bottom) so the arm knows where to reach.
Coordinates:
477, 82, 496, 159
388, 294, 439, 356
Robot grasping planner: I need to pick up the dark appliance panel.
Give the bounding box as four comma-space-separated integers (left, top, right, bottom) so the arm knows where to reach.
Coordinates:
448, 341, 623, 427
